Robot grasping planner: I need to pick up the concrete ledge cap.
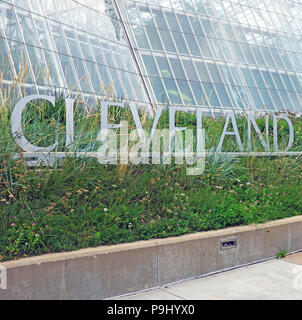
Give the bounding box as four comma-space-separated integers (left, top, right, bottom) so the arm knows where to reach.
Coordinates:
2, 216, 302, 269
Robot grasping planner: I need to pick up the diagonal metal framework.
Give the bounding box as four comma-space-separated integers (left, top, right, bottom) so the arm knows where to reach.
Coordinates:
1, 0, 302, 116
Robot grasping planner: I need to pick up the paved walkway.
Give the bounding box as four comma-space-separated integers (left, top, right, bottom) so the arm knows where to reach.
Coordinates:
116, 252, 302, 300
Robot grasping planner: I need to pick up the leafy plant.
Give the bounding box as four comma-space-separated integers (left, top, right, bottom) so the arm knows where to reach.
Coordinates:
277, 250, 288, 259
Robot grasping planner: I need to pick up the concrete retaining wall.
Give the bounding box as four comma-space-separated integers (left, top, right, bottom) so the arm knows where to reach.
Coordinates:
1, 216, 302, 300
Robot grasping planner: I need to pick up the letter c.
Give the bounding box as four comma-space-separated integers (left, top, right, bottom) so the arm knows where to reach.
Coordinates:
11, 95, 58, 152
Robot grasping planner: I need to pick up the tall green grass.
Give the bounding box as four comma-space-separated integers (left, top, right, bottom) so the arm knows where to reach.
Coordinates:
0, 89, 302, 262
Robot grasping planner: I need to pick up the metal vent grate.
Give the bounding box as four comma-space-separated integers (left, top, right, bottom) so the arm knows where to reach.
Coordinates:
220, 239, 237, 250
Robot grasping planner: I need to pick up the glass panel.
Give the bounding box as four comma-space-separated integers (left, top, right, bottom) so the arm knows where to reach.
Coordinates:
164, 79, 182, 104
160, 30, 177, 53
190, 16, 204, 36
0, 36, 14, 79
262, 70, 276, 90
191, 82, 208, 105
249, 87, 264, 110
207, 63, 223, 84
169, 57, 186, 80
271, 72, 286, 91
228, 86, 244, 109
195, 61, 211, 82
269, 90, 285, 111
251, 69, 266, 89
142, 54, 159, 77
241, 68, 257, 88
203, 83, 220, 107
133, 25, 150, 49
251, 46, 266, 66
197, 36, 212, 58
150, 77, 168, 104
215, 84, 232, 107
259, 88, 274, 109
145, 27, 163, 51
185, 34, 201, 56
290, 75, 302, 93
279, 90, 294, 111
171, 31, 189, 55
241, 43, 256, 65
182, 60, 199, 81
176, 80, 195, 105
281, 74, 295, 92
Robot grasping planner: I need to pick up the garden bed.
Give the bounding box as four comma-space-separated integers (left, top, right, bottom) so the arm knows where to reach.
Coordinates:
1, 156, 302, 262
1, 100, 302, 262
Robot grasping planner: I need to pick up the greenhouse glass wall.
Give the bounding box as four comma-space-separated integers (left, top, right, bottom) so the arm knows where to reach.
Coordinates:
1, 0, 302, 115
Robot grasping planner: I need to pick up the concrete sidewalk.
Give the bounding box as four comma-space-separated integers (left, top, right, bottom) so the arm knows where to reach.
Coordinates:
114, 252, 302, 300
